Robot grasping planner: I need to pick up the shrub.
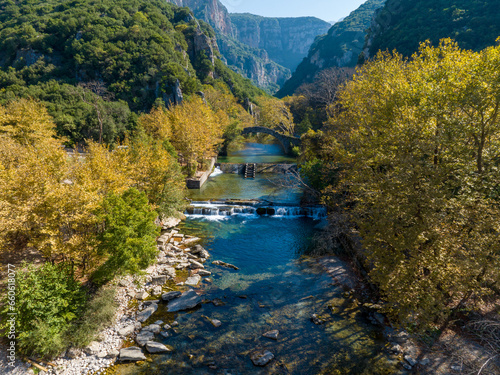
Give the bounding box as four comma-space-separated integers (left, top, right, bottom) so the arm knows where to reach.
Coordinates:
1, 262, 87, 358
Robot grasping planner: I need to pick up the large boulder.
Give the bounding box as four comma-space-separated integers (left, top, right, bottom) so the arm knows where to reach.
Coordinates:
167, 290, 202, 312
161, 291, 182, 302
119, 347, 146, 361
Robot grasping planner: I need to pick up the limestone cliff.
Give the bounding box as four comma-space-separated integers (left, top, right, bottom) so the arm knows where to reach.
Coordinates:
277, 0, 385, 97
230, 14, 331, 71
167, 0, 328, 93
166, 0, 233, 35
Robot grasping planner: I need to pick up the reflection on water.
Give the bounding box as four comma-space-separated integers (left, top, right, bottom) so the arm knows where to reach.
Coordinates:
218, 143, 296, 164
188, 173, 302, 203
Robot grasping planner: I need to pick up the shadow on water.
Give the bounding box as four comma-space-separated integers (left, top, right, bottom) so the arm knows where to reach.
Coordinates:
217, 142, 296, 164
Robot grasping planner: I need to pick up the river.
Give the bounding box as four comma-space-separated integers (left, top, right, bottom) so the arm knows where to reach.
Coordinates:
121, 143, 400, 374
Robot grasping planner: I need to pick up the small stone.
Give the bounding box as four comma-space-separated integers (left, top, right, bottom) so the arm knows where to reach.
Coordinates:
160, 331, 170, 338
143, 299, 160, 305
151, 276, 167, 285
135, 331, 155, 346
450, 364, 462, 371
118, 324, 136, 337
250, 350, 274, 366
402, 362, 412, 370
420, 358, 431, 366
198, 269, 212, 276
171, 321, 179, 327
96, 351, 107, 358
211, 298, 225, 306
106, 350, 120, 358
152, 286, 162, 295
145, 341, 173, 354
154, 320, 164, 325
135, 291, 149, 300
185, 275, 201, 286
404, 355, 418, 367
389, 344, 403, 354
66, 347, 82, 359
211, 319, 222, 327
143, 324, 161, 334
119, 347, 146, 362
262, 330, 279, 340
189, 260, 205, 269
163, 324, 172, 330
311, 314, 324, 325
85, 341, 100, 355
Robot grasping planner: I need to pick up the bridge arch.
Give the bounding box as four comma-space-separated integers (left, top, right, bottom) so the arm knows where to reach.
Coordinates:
241, 126, 301, 154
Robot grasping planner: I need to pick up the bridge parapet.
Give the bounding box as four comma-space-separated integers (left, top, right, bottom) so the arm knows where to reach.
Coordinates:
241, 126, 300, 154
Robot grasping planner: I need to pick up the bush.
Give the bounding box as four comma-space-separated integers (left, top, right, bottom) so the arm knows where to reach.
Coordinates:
1, 262, 87, 358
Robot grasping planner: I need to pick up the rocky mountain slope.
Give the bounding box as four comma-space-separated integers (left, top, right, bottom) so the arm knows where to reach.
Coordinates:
277, 0, 385, 97
364, 0, 500, 59
169, 0, 330, 93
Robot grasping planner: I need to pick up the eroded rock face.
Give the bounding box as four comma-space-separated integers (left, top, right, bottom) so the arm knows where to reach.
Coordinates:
231, 15, 331, 70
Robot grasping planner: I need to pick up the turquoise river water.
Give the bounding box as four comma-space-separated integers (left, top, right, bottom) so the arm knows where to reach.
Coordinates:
120, 143, 400, 375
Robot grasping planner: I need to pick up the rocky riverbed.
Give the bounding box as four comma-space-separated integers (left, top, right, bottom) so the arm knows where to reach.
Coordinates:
0, 223, 219, 375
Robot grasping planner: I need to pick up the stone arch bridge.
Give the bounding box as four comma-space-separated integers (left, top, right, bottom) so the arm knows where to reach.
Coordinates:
241, 126, 301, 154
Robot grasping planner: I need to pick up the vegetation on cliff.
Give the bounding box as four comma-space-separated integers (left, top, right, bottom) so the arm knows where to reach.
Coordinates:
0, 0, 263, 146
365, 0, 500, 59
277, 0, 385, 98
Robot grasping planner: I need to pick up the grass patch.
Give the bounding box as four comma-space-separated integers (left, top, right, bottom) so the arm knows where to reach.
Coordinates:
69, 287, 118, 348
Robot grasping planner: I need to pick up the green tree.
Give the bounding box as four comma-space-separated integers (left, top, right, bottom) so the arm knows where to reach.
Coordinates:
317, 39, 500, 330
92, 188, 159, 284
1, 262, 86, 358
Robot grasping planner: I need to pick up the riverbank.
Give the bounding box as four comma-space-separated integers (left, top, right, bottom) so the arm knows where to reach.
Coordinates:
316, 219, 500, 375
0, 223, 216, 375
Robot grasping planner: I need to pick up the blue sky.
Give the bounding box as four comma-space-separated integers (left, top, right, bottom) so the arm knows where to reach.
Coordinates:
219, 0, 367, 23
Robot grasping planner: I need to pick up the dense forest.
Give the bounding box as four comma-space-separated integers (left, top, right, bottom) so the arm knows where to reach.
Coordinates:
0, 0, 263, 145
299, 40, 500, 333
366, 0, 500, 59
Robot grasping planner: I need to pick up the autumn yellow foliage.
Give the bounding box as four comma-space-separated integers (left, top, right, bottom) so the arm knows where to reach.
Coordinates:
0, 99, 185, 273
318, 39, 500, 329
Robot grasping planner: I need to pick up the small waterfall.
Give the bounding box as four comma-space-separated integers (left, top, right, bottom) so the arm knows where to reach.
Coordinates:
210, 166, 223, 177
185, 201, 326, 220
